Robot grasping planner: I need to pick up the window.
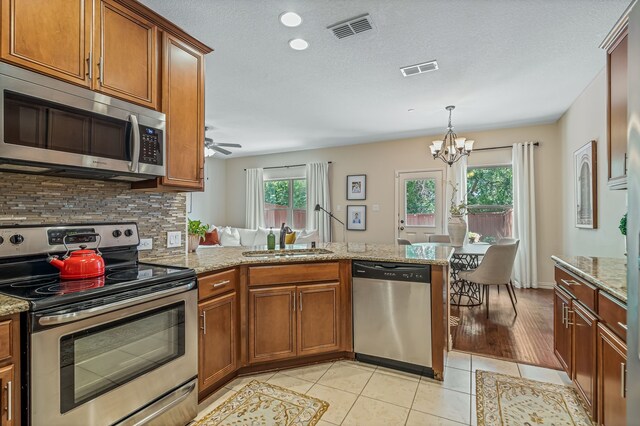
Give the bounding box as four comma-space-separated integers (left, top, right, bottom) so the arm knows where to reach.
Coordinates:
264, 179, 307, 229
405, 178, 436, 227
466, 166, 513, 243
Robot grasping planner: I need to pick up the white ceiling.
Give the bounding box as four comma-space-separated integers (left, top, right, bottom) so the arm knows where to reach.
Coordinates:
140, 0, 630, 157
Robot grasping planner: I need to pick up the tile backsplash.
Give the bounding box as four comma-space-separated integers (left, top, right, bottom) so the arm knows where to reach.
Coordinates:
0, 172, 186, 259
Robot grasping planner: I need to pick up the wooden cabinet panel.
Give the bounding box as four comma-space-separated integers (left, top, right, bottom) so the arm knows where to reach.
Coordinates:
199, 292, 237, 393
554, 286, 572, 376
94, 0, 157, 108
0, 364, 14, 426
597, 323, 627, 426
199, 269, 237, 301
607, 29, 628, 189
249, 286, 296, 363
598, 292, 627, 341
297, 283, 340, 356
554, 267, 597, 311
249, 263, 340, 287
572, 301, 597, 419
1, 0, 92, 86
0, 321, 12, 365
160, 34, 204, 190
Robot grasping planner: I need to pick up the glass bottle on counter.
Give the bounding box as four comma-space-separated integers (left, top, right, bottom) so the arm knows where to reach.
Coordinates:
267, 228, 276, 250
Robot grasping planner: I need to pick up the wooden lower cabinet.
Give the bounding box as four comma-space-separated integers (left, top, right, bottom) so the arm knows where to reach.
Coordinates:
199, 292, 237, 393
297, 283, 340, 356
597, 323, 627, 426
553, 286, 572, 375
0, 364, 14, 426
572, 301, 597, 419
249, 286, 297, 363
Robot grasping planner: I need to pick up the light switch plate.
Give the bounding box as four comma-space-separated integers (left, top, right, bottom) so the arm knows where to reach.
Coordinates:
372, 204, 380, 212
138, 238, 153, 251
167, 231, 181, 248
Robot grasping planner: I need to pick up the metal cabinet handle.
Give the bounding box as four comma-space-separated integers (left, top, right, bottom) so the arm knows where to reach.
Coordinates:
566, 309, 574, 327
621, 362, 627, 398
5, 380, 11, 422
618, 321, 628, 330
562, 305, 567, 327
561, 279, 579, 287
87, 53, 92, 80
299, 292, 303, 311
292, 293, 296, 312
212, 280, 230, 288
98, 56, 104, 81
200, 311, 206, 335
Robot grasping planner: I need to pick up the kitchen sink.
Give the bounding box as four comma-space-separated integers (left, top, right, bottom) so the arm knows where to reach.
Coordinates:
242, 248, 333, 258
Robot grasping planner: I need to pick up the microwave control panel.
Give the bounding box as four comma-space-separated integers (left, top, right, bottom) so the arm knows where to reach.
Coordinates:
139, 126, 163, 165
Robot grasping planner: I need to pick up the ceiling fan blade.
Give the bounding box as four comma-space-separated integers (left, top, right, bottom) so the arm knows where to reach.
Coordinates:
205, 137, 214, 144
211, 145, 233, 155
213, 143, 242, 148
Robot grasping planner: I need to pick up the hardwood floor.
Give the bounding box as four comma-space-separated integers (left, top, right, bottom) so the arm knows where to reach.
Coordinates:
451, 287, 562, 369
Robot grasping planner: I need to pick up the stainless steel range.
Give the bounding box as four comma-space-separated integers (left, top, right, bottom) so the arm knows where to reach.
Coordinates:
0, 223, 197, 426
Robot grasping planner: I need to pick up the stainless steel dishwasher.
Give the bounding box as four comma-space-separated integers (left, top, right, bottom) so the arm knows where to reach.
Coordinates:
352, 261, 432, 375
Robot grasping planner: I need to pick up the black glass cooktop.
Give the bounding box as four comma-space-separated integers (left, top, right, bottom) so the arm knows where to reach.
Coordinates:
0, 262, 194, 310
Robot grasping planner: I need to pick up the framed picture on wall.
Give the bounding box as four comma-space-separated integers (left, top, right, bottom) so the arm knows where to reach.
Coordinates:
347, 174, 366, 200
347, 205, 366, 231
574, 140, 598, 229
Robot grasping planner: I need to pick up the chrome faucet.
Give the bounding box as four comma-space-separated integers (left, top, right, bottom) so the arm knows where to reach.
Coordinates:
279, 223, 292, 249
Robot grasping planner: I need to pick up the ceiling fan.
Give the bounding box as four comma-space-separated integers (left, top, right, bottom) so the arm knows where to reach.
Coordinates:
204, 126, 242, 156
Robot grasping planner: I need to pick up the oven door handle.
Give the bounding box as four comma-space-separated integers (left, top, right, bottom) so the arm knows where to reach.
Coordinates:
38, 280, 196, 327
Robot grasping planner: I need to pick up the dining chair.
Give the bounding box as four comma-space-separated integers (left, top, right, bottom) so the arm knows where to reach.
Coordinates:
397, 238, 412, 245
497, 238, 520, 302
458, 243, 519, 318
428, 234, 451, 243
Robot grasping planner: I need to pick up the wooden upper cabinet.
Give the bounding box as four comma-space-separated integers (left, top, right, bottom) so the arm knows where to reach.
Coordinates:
297, 283, 340, 356
249, 286, 297, 363
0, 0, 92, 86
160, 34, 204, 190
597, 323, 627, 426
572, 301, 597, 420
607, 29, 628, 189
94, 0, 157, 108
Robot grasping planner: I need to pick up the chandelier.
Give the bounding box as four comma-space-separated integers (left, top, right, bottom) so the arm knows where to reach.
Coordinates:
429, 105, 474, 166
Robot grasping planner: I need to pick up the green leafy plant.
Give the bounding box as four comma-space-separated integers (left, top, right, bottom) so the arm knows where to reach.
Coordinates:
619, 213, 627, 236
188, 218, 209, 238
449, 182, 468, 217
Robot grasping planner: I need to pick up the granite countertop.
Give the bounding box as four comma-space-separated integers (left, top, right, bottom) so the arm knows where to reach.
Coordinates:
551, 255, 627, 303
146, 242, 454, 275
0, 294, 30, 316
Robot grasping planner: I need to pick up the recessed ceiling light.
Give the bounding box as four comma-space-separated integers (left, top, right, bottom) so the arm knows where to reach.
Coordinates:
289, 39, 309, 50
280, 12, 302, 27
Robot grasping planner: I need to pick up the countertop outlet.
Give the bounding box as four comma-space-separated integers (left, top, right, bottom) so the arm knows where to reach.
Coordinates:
167, 231, 182, 248
138, 238, 153, 251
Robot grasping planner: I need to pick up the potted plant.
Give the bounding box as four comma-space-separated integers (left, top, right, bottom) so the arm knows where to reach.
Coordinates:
187, 219, 209, 252
448, 182, 468, 247
619, 212, 627, 255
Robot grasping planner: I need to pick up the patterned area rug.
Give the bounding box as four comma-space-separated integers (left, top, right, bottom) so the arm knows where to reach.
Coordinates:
194, 380, 329, 426
476, 370, 593, 426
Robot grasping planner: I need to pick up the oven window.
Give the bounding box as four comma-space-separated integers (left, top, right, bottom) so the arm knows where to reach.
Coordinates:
59, 302, 185, 413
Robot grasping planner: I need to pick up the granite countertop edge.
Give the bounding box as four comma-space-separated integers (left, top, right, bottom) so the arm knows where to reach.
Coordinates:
551, 255, 626, 303
0, 295, 30, 315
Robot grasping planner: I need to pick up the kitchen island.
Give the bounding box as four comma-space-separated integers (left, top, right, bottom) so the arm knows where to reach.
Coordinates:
149, 243, 454, 401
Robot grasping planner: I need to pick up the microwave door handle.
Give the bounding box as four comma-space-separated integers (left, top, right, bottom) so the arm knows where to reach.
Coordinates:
129, 114, 140, 172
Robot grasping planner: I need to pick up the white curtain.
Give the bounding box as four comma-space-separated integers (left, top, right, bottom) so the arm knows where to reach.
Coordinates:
444, 156, 468, 234
245, 168, 265, 229
512, 142, 538, 288
306, 162, 331, 242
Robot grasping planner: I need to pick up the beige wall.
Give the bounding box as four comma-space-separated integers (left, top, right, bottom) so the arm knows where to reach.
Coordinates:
188, 156, 227, 226
224, 123, 563, 285
559, 69, 627, 257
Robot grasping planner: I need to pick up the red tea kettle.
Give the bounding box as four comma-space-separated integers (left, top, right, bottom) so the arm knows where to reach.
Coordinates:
47, 233, 105, 280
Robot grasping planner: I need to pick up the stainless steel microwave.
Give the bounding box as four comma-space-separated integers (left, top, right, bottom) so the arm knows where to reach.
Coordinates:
0, 63, 165, 181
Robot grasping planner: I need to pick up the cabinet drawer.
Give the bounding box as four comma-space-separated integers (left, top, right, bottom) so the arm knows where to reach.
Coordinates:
598, 292, 627, 341
198, 269, 237, 301
249, 263, 340, 286
555, 267, 597, 311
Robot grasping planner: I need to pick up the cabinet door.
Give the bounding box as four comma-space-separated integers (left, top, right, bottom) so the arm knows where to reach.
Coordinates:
94, 0, 157, 108
597, 324, 627, 426
199, 292, 237, 394
553, 286, 572, 376
297, 283, 340, 356
0, 0, 92, 86
161, 34, 204, 190
607, 29, 628, 188
249, 286, 296, 363
572, 301, 597, 419
0, 364, 14, 426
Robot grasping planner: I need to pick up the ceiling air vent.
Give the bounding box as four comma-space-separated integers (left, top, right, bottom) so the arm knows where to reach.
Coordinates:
328, 14, 374, 39
400, 60, 439, 77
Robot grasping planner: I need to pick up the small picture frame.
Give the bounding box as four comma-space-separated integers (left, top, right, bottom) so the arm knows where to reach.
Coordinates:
347, 174, 366, 200
347, 205, 366, 231
574, 140, 597, 229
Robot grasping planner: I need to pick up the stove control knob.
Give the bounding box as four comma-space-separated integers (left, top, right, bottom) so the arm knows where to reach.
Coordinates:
10, 234, 24, 245
112, 230, 122, 238
124, 229, 134, 237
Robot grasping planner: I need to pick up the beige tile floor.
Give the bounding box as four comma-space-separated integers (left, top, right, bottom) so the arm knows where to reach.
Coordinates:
195, 352, 571, 426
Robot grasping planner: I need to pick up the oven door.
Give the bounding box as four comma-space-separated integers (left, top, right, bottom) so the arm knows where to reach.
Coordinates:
30, 283, 197, 426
